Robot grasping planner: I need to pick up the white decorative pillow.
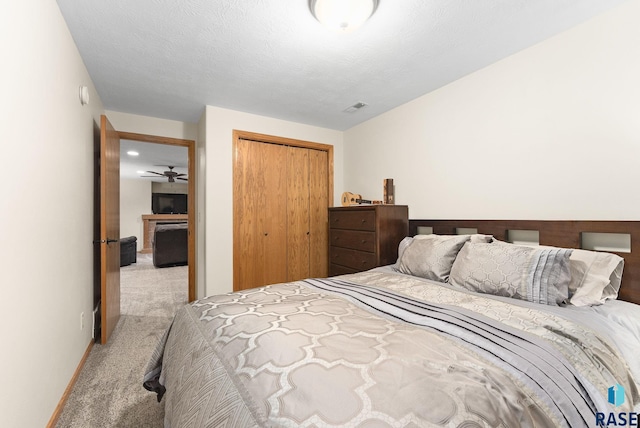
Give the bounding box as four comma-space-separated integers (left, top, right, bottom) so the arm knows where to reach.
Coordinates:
397, 235, 472, 282
552, 248, 623, 306
449, 240, 572, 306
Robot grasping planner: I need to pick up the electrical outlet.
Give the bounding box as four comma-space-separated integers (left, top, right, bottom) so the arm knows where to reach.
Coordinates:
80, 312, 84, 330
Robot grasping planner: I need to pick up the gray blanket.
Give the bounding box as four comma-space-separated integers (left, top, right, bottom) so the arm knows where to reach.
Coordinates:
144, 271, 638, 427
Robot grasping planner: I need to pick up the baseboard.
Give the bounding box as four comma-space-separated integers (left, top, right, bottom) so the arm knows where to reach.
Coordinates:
46, 339, 94, 427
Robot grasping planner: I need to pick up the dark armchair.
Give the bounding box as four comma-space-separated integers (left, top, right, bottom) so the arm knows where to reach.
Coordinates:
153, 223, 188, 268
120, 236, 137, 267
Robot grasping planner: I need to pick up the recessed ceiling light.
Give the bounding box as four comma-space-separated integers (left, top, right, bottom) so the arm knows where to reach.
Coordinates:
136, 170, 145, 174
127, 151, 139, 156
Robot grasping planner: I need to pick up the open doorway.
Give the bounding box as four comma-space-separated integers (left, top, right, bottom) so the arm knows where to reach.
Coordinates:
118, 132, 196, 302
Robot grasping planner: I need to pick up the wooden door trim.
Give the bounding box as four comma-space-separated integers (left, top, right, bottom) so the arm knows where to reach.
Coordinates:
119, 131, 197, 302
233, 130, 334, 206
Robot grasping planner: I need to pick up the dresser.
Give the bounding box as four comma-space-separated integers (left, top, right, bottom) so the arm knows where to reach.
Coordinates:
329, 205, 409, 276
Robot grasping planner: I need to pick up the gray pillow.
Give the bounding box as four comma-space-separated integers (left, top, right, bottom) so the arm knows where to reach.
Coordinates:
449, 240, 572, 306
569, 250, 623, 305
397, 235, 472, 282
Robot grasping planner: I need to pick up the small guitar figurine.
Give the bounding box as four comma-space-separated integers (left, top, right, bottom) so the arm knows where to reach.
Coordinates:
341, 191, 383, 206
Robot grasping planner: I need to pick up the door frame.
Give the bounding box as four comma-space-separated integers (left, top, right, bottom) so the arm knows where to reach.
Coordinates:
118, 131, 197, 302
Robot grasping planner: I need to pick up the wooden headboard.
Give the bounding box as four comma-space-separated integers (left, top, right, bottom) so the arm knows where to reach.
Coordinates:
409, 219, 640, 306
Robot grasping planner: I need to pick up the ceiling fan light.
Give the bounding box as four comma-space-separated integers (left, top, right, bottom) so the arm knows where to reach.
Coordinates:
310, 0, 378, 32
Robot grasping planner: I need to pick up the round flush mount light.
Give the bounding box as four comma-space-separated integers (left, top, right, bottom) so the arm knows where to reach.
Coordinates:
127, 151, 139, 156
309, 0, 379, 32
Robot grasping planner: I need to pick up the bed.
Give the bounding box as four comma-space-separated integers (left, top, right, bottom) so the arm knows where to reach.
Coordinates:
144, 219, 640, 427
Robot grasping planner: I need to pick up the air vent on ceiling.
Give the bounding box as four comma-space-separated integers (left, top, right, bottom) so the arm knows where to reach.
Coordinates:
343, 101, 368, 113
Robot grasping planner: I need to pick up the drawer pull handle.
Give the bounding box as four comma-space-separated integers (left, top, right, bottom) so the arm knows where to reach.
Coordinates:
361, 219, 366, 223
361, 240, 367, 244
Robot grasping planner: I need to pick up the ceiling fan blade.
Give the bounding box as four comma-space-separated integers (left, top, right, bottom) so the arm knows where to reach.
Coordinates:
177, 177, 188, 181
145, 171, 165, 176
175, 173, 187, 177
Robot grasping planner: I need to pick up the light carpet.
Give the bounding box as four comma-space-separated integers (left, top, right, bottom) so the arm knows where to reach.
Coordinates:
56, 253, 188, 427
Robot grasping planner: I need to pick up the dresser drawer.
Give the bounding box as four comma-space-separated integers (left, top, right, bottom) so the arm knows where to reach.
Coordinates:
329, 263, 359, 276
330, 229, 376, 252
329, 210, 376, 231
330, 246, 377, 271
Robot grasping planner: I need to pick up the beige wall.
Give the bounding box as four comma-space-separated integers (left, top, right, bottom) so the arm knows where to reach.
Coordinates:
152, 182, 188, 194
105, 110, 198, 141
196, 111, 207, 299
344, 0, 640, 221
204, 105, 344, 296
0, 0, 105, 426
120, 178, 152, 251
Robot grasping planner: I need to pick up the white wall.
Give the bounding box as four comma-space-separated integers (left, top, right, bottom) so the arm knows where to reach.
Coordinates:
0, 0, 104, 426
152, 181, 188, 194
196, 111, 207, 299
120, 178, 152, 251
344, 0, 640, 221
204, 106, 344, 296
105, 110, 198, 141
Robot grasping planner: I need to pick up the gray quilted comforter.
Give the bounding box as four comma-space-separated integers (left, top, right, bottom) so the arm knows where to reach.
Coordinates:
143, 270, 639, 427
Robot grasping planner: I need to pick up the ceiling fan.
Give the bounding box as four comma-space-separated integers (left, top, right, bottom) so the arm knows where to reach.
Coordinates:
142, 166, 187, 183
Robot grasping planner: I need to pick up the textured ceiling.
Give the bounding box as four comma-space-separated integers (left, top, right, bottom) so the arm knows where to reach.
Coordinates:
56, 0, 627, 131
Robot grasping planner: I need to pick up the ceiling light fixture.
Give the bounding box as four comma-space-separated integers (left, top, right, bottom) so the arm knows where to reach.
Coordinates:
309, 0, 379, 32
127, 151, 139, 156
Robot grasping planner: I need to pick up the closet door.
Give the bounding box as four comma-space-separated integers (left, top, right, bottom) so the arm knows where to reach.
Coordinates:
286, 147, 329, 281
233, 139, 287, 291
233, 132, 332, 291
309, 149, 328, 277
286, 146, 310, 281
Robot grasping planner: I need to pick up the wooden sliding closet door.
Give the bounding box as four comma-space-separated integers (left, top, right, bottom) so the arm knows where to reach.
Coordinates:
308, 149, 329, 278
234, 139, 287, 289
233, 132, 332, 292
286, 147, 329, 281
287, 146, 311, 281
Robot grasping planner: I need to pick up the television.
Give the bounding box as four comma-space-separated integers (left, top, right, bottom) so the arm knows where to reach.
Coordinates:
152, 193, 188, 214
